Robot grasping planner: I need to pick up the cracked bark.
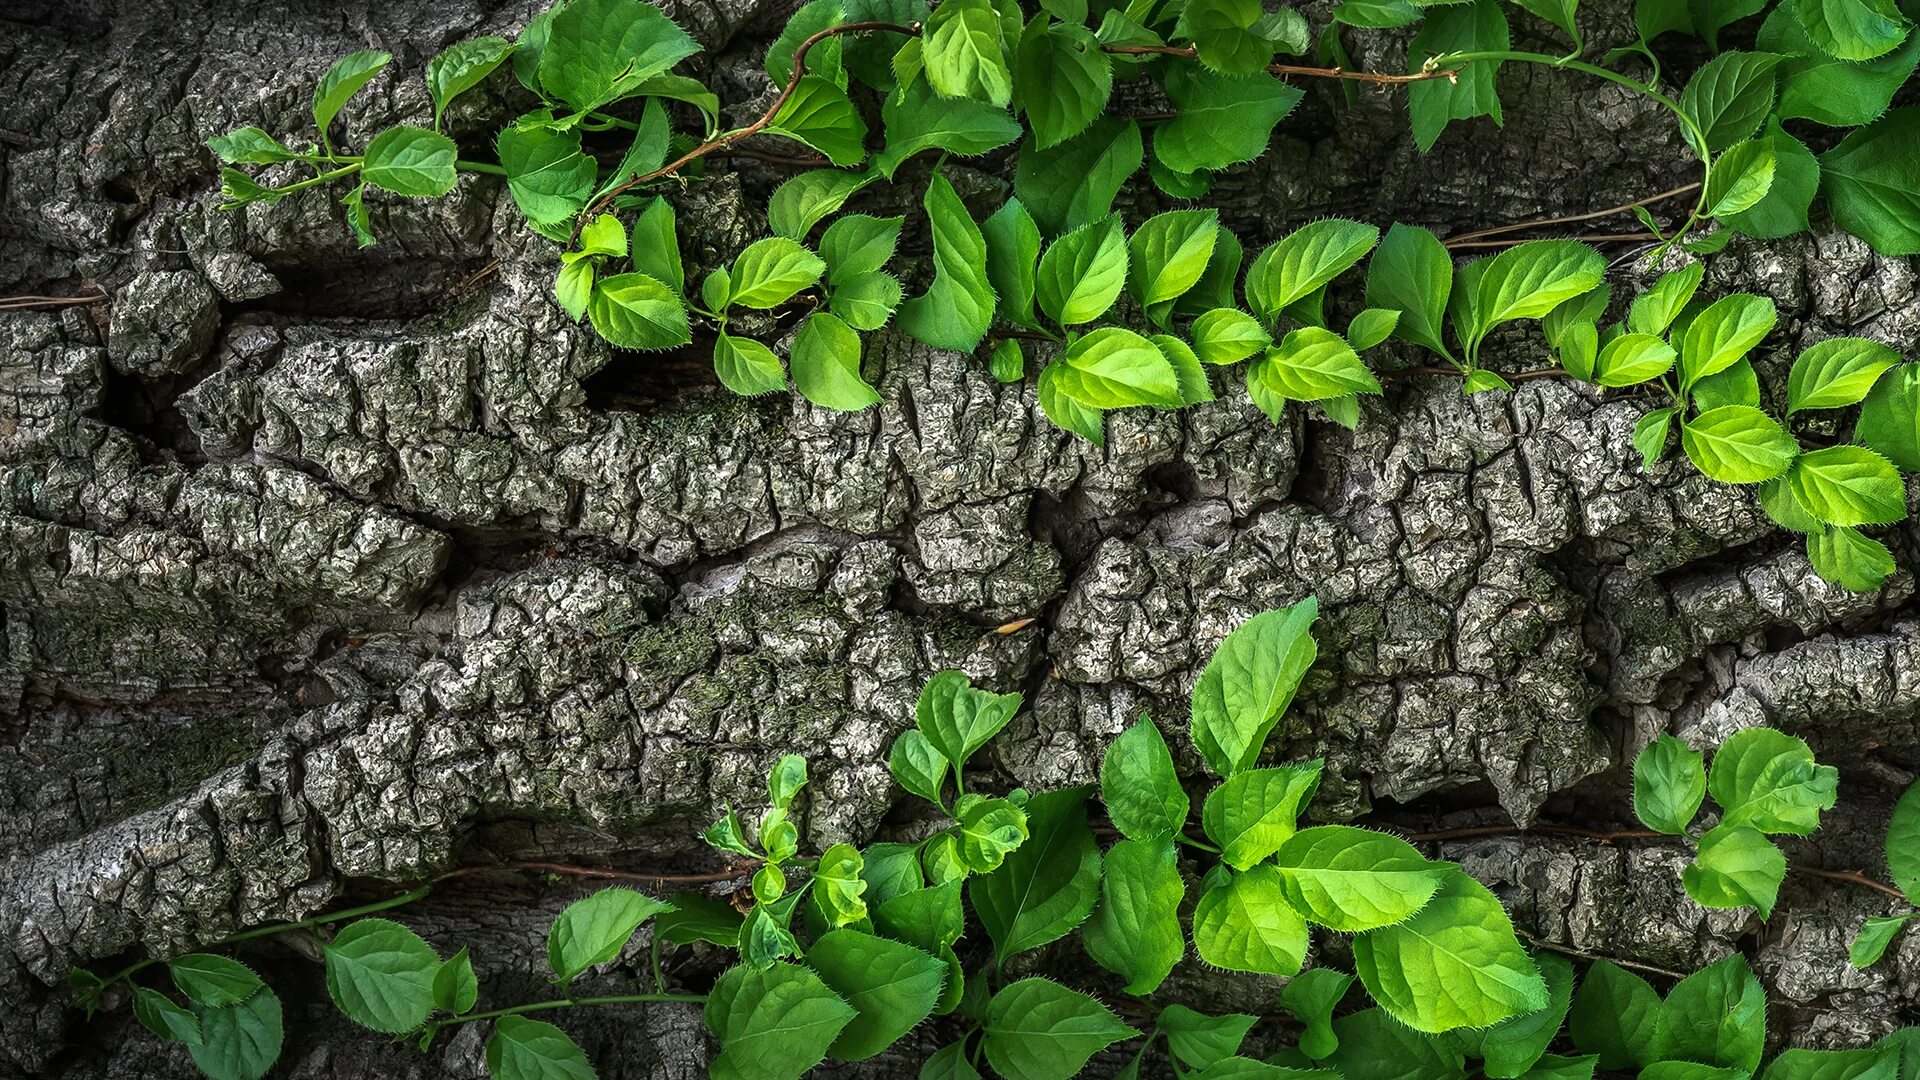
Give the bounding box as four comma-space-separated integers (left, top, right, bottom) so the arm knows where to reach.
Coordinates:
3, 0, 1920, 1076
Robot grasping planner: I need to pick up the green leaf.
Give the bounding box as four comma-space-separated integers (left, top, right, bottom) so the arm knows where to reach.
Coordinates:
1203, 762, 1324, 869
1627, 265, 1702, 336
806, 929, 946, 1060
982, 978, 1141, 1080
1180, 230, 1245, 316
427, 37, 514, 126
1281, 968, 1354, 1060
1193, 864, 1310, 975
767, 77, 869, 167
1725, 119, 1819, 239
1794, 0, 1911, 61
1272, 825, 1449, 930
876, 78, 1022, 178
1353, 869, 1547, 1032
1014, 117, 1144, 236
706, 962, 857, 1080
983, 198, 1042, 326
537, 0, 700, 112
1082, 835, 1187, 994
829, 271, 903, 331
1246, 219, 1379, 321
1160, 1004, 1259, 1070
1633, 734, 1706, 834
924, 1040, 986, 1079
1681, 405, 1799, 484
1820, 109, 1920, 256
969, 787, 1101, 962
1336, 0, 1425, 27
791, 311, 881, 411
924, 0, 1014, 104
361, 126, 459, 197
955, 794, 1032, 873
1761, 1047, 1902, 1080
1249, 327, 1382, 415
547, 887, 674, 984
133, 986, 201, 1045
1154, 66, 1303, 175
863, 844, 929, 907
1694, 358, 1763, 410
1509, 0, 1580, 42
207, 127, 296, 165
991, 338, 1026, 382
1347, 308, 1400, 352
1100, 717, 1191, 840
1808, 523, 1898, 590
340, 182, 374, 244
915, 669, 1022, 773
1366, 223, 1455, 360
1592, 333, 1677, 387
1684, 823, 1787, 916
169, 956, 265, 1008
767, 0, 846, 86
714, 333, 787, 396
1567, 960, 1660, 1070
1053, 327, 1184, 408
1789, 337, 1900, 414
898, 171, 997, 351
1705, 139, 1776, 217
1635, 407, 1678, 468
820, 214, 901, 285
485, 1015, 595, 1080
1890, 778, 1920, 902
1788, 445, 1905, 525
1181, 0, 1277, 74
730, 237, 827, 309
1466, 239, 1606, 352
769, 169, 875, 240
1857, 363, 1920, 469
1326, 1008, 1467, 1080
322, 918, 439, 1033
588, 272, 691, 350
187, 988, 283, 1080
625, 197, 682, 294
1129, 209, 1220, 316
1464, 369, 1514, 394
1036, 216, 1129, 325
1761, 3, 1920, 126
1653, 953, 1766, 1072
1407, 0, 1509, 152
1473, 952, 1574, 1078
1849, 914, 1911, 967
1708, 726, 1839, 835
1039, 361, 1110, 444
1678, 51, 1784, 153
813, 844, 870, 927
313, 50, 391, 149
1018, 18, 1113, 150
434, 946, 478, 1014
1191, 308, 1273, 365
871, 880, 964, 954
1640, 1065, 1751, 1080
1190, 599, 1318, 777
890, 729, 951, 806
497, 124, 596, 226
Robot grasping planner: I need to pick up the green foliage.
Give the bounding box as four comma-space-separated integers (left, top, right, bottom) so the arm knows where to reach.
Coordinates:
547, 888, 674, 983
486, 1016, 596, 1080
982, 978, 1140, 1080
1634, 735, 1707, 834
323, 918, 441, 1032
1190, 598, 1318, 776
1351, 870, 1549, 1031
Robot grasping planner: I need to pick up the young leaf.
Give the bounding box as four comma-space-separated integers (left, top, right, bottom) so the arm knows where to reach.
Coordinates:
1013, 117, 1143, 235
730, 238, 827, 309
547, 887, 674, 984
1473, 952, 1575, 1079
1158, 1005, 1259, 1070
313, 50, 391, 150
821, 215, 902, 284
991, 338, 1026, 382
133, 987, 201, 1045
537, 0, 701, 112
485, 1015, 595, 1080
588, 273, 692, 350
1465, 240, 1607, 352
361, 126, 459, 197
1352, 870, 1548, 1032
1652, 954, 1766, 1072
1100, 717, 1191, 840
1053, 327, 1184, 408
1190, 599, 1318, 777
955, 794, 1031, 872
1794, 0, 1911, 62
1128, 209, 1220, 314
1627, 265, 1703, 336
1788, 338, 1900, 413
915, 669, 1022, 774
1018, 18, 1113, 150
829, 272, 904, 331
714, 334, 787, 396
1705, 140, 1777, 217
1193, 864, 1310, 975
769, 169, 875, 240
875, 78, 1022, 178
1567, 960, 1660, 1070
187, 987, 283, 1080
1282, 968, 1355, 1060
1246, 219, 1380, 321
1849, 914, 1912, 968
705, 962, 856, 1080
1153, 66, 1302, 175
1633, 735, 1706, 834
169, 956, 265, 1008
969, 787, 1101, 962
1347, 308, 1400, 352
1683, 823, 1787, 916
427, 36, 514, 126
433, 946, 478, 1015
983, 198, 1042, 326
1272, 825, 1449, 931
792, 312, 882, 411
1036, 216, 1129, 325
323, 918, 440, 1033
1809, 523, 1897, 590
207, 127, 296, 165
1038, 361, 1110, 444
806, 929, 947, 1060
898, 171, 997, 351
340, 182, 374, 244
1366, 223, 1455, 360
1761, 3, 1920, 127
767, 76, 870, 167
1787, 446, 1905, 526
1202, 762, 1324, 869
1856, 363, 1920, 469
1592, 333, 1677, 387
1819, 109, 1920, 256
982, 978, 1141, 1080
1679, 52, 1784, 153
923, 0, 1014, 105
1635, 407, 1678, 468
1890, 779, 1920, 902
1407, 0, 1509, 152
1082, 835, 1186, 994
890, 728, 952, 806
1708, 727, 1839, 835
1681, 405, 1799, 484
1191, 308, 1272, 365
497, 124, 596, 227
1249, 328, 1382, 414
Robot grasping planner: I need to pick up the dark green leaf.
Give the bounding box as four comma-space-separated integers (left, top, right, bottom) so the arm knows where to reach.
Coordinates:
547, 888, 674, 984
1653, 954, 1766, 1072
806, 929, 947, 1060
969, 787, 1101, 963
324, 917, 440, 1032
898, 171, 997, 351
1567, 960, 1660, 1070
1821, 108, 1920, 255
538, 0, 700, 111
1018, 18, 1113, 150
187, 988, 283, 1080
1408, 0, 1509, 152
982, 978, 1141, 1080
361, 126, 458, 197
1014, 117, 1143, 236
1082, 835, 1186, 994
705, 962, 857, 1080
169, 956, 265, 1008
133, 987, 201, 1045
1153, 67, 1303, 174
1678, 51, 1783, 152
485, 1015, 596, 1080
1633, 734, 1706, 834
1099, 717, 1190, 841
876, 78, 1022, 178
1159, 1004, 1259, 1070
497, 124, 596, 226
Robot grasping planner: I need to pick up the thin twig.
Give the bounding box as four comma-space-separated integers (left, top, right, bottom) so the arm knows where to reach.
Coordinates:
1446, 183, 1701, 245
711, 147, 835, 168
1515, 928, 1691, 981
0, 290, 109, 311
574, 20, 921, 236
1101, 43, 1463, 85
1382, 365, 1576, 383
1401, 824, 1669, 843
1445, 231, 1662, 250
433, 860, 755, 887
1792, 866, 1908, 902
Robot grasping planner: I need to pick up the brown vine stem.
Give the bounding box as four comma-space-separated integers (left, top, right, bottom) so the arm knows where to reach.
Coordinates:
0, 290, 108, 311
1792, 866, 1908, 902
1445, 182, 1702, 246
433, 860, 755, 887
1099, 43, 1463, 85
573, 20, 922, 238
1445, 231, 1661, 250
1514, 928, 1690, 981
1383, 365, 1576, 383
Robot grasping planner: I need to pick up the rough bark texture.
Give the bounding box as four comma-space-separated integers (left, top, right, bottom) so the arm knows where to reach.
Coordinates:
3, 0, 1919, 1077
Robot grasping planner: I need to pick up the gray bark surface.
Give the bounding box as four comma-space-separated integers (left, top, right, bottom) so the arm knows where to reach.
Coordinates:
2, 0, 1918, 1076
